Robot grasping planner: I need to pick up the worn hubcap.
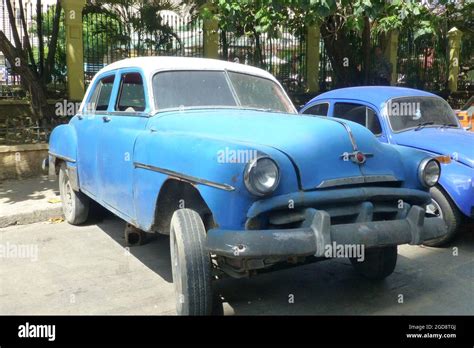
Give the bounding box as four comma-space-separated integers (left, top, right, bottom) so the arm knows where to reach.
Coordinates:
62, 178, 73, 218
426, 199, 443, 219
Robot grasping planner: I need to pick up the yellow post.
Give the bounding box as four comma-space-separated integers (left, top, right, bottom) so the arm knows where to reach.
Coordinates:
384, 30, 399, 85
447, 27, 463, 92
305, 25, 320, 93
61, 0, 86, 101
203, 16, 219, 59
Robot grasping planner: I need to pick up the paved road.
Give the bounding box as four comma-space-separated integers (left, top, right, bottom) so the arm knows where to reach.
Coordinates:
0, 215, 473, 315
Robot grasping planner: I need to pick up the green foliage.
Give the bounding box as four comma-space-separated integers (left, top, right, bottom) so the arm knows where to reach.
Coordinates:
85, 0, 180, 57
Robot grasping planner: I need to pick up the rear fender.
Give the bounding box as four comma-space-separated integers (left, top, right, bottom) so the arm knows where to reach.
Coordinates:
49, 124, 78, 166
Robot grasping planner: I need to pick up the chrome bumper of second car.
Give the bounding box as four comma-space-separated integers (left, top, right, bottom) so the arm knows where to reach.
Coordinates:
206, 206, 447, 259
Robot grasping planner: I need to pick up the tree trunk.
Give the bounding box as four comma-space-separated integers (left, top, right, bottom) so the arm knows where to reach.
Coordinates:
37, 0, 45, 78
221, 30, 228, 60
320, 16, 359, 87
362, 16, 371, 85
253, 30, 263, 68
44, 1, 62, 82
0, 31, 51, 121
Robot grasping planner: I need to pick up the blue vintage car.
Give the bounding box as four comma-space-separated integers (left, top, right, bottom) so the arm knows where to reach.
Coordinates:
49, 58, 446, 315
302, 86, 474, 247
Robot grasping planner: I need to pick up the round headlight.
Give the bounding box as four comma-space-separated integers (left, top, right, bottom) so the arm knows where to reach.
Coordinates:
419, 158, 440, 187
244, 156, 280, 196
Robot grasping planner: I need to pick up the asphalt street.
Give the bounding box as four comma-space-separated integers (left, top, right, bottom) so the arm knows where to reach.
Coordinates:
0, 215, 473, 315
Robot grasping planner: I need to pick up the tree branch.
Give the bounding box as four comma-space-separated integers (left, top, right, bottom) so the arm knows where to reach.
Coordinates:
18, 0, 38, 73
44, 0, 62, 81
5, 0, 24, 50
37, 0, 45, 77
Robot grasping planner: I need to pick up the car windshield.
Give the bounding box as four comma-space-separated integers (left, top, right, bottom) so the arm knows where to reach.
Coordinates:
385, 96, 459, 132
152, 70, 295, 114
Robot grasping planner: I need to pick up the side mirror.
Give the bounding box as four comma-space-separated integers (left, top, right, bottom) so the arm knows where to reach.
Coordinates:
463, 126, 472, 131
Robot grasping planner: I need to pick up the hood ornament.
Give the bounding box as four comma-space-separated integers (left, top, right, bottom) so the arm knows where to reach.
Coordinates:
341, 151, 374, 164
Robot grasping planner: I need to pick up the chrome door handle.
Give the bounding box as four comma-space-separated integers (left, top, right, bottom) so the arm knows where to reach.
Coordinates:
102, 116, 111, 123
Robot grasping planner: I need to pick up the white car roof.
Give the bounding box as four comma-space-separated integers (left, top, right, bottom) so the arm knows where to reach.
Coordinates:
97, 56, 277, 81
82, 56, 294, 114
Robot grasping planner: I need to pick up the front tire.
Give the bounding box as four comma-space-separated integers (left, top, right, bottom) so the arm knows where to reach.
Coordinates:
423, 186, 462, 247
170, 209, 213, 315
59, 162, 90, 225
350, 246, 397, 280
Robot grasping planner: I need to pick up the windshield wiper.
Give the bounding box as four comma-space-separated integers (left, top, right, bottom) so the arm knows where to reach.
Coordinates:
414, 122, 434, 131
439, 123, 458, 129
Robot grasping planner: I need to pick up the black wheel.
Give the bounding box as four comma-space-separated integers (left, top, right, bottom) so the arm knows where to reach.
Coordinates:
170, 209, 213, 315
350, 246, 397, 280
59, 162, 90, 225
423, 186, 463, 247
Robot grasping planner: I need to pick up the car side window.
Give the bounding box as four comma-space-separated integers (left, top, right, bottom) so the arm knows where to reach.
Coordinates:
334, 102, 382, 136
116, 72, 146, 112
87, 75, 115, 112
302, 103, 329, 116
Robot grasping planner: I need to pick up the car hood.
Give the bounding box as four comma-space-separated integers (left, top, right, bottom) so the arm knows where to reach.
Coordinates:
151, 109, 406, 190
392, 128, 474, 168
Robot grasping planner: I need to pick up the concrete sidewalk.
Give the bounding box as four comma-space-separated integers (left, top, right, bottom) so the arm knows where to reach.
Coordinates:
0, 175, 63, 228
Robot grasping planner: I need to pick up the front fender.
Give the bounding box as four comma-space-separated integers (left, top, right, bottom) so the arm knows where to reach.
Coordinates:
132, 131, 299, 230
438, 161, 474, 218
386, 144, 433, 191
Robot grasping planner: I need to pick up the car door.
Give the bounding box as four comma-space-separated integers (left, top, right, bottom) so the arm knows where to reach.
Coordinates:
74, 72, 116, 198
98, 69, 150, 220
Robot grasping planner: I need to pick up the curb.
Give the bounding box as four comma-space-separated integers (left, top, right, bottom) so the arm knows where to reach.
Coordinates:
0, 205, 64, 228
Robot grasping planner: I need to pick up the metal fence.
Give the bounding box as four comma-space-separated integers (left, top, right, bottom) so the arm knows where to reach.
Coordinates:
219, 28, 307, 94
397, 29, 449, 91
0, 1, 471, 98
83, 10, 203, 86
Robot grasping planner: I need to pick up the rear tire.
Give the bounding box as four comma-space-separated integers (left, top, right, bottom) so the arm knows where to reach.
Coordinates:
350, 246, 397, 280
59, 162, 89, 225
423, 186, 462, 247
170, 209, 213, 315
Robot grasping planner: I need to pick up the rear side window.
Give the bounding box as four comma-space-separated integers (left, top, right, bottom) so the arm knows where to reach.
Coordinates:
302, 103, 329, 116
87, 75, 115, 112
334, 102, 382, 136
116, 72, 146, 112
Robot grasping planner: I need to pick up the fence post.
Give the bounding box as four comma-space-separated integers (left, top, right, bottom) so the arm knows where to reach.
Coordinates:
447, 27, 463, 92
61, 0, 86, 101
384, 30, 399, 86
202, 3, 219, 60
203, 19, 219, 59
305, 25, 320, 93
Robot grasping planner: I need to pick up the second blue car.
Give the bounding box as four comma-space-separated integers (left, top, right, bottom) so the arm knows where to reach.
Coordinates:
302, 86, 474, 246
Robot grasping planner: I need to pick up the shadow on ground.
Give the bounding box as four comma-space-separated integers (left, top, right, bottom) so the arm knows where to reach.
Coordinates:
92, 212, 474, 315
92, 210, 173, 283
0, 175, 59, 205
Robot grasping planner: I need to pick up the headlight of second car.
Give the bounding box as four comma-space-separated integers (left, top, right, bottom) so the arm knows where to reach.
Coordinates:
418, 158, 441, 187
244, 156, 280, 196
